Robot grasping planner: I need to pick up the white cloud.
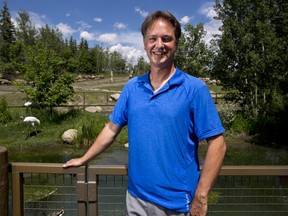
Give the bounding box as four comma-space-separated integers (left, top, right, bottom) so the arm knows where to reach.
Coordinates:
94, 17, 102, 23
76, 20, 92, 31
109, 43, 147, 65
199, 3, 222, 43
24, 11, 47, 29
66, 13, 71, 17
56, 23, 76, 38
180, 16, 191, 25
80, 31, 96, 41
97, 33, 119, 45
135, 7, 148, 17
114, 22, 127, 30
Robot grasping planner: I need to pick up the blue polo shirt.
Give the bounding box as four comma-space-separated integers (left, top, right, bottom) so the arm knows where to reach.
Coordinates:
109, 68, 225, 212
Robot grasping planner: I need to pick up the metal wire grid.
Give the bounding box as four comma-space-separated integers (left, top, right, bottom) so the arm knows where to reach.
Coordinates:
97, 175, 128, 216
209, 176, 288, 216
19, 173, 288, 216
23, 173, 78, 216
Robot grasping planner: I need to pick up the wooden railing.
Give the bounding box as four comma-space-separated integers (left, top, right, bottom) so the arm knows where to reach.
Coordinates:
1, 147, 288, 216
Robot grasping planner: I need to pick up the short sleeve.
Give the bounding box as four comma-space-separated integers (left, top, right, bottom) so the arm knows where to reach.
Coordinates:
191, 85, 225, 140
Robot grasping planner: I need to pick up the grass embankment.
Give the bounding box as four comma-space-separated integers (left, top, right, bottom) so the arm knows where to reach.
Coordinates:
1, 76, 287, 165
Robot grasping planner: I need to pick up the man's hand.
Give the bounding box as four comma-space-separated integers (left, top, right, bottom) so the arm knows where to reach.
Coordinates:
63, 158, 84, 168
190, 192, 208, 216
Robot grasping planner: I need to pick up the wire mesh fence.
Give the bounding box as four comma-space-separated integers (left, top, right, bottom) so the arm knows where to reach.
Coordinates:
23, 173, 78, 216
209, 176, 288, 216
8, 164, 288, 216
97, 175, 128, 216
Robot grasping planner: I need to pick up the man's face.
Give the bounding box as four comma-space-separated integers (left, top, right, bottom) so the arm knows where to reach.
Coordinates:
144, 18, 177, 68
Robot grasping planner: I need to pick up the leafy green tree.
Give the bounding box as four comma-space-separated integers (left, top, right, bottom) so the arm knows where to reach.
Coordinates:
90, 45, 107, 74
62, 37, 79, 73
38, 24, 64, 54
19, 40, 74, 110
213, 0, 288, 117
175, 23, 212, 77
109, 51, 126, 73
133, 56, 150, 75
15, 10, 37, 46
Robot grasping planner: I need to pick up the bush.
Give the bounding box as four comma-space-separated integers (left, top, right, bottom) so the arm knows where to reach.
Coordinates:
249, 94, 288, 146
75, 113, 107, 146
0, 96, 12, 124
231, 114, 252, 133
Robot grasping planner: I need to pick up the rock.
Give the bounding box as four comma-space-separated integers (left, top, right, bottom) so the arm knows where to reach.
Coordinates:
110, 93, 120, 101
0, 79, 12, 85
85, 106, 102, 113
62, 129, 78, 143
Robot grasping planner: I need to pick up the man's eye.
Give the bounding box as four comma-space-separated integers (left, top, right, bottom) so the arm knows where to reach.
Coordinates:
149, 37, 156, 42
162, 37, 172, 42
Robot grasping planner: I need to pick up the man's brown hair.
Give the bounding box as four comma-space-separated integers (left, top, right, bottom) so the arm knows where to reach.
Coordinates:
141, 10, 182, 45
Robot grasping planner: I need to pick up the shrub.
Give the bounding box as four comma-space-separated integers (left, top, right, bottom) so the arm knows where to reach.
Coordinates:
0, 96, 12, 124
231, 114, 252, 133
75, 113, 107, 146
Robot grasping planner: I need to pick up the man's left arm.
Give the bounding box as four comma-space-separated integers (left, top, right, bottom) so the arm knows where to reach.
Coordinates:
190, 134, 227, 216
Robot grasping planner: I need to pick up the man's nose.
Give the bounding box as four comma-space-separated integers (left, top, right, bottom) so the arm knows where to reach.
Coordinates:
156, 38, 164, 48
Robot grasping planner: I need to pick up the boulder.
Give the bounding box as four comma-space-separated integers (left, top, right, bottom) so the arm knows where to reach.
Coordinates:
110, 93, 120, 101
85, 106, 102, 113
62, 129, 78, 143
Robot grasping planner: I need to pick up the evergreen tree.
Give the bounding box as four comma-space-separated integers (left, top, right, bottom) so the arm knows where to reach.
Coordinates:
0, 1, 16, 67
0, 1, 15, 44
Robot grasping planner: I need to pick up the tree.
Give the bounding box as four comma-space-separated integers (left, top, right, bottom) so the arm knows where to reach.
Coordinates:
175, 23, 212, 77
38, 24, 64, 54
0, 1, 16, 67
133, 56, 150, 76
213, 0, 288, 117
90, 45, 107, 74
109, 51, 127, 73
15, 10, 37, 46
19, 40, 74, 110
77, 38, 92, 73
0, 1, 15, 44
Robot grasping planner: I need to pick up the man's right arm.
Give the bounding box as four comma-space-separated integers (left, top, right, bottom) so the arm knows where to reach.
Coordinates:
63, 121, 122, 168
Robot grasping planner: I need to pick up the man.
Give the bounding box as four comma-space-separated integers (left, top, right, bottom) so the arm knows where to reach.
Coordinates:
63, 10, 226, 216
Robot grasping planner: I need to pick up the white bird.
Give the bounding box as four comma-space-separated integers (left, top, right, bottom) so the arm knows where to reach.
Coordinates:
22, 116, 40, 126
21, 116, 41, 139
24, 101, 32, 107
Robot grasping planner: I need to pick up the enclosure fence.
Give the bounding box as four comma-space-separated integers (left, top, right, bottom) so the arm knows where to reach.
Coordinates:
5, 163, 288, 216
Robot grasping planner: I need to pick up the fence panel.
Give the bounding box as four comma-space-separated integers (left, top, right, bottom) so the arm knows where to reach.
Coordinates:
9, 164, 288, 216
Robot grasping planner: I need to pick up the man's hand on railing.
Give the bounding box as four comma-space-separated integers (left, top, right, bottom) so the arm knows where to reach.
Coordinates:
63, 158, 84, 168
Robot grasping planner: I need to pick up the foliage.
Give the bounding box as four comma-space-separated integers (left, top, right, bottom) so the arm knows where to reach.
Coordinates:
76, 113, 106, 146
213, 0, 288, 118
0, 96, 12, 124
249, 93, 288, 145
15, 10, 37, 46
217, 101, 239, 129
231, 113, 253, 133
0, 1, 15, 44
133, 56, 150, 76
18, 40, 75, 109
175, 23, 213, 77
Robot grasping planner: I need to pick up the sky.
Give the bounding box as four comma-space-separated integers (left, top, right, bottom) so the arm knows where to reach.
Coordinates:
6, 0, 221, 64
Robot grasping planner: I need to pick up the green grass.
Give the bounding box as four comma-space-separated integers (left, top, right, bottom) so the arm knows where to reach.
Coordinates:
1, 107, 127, 161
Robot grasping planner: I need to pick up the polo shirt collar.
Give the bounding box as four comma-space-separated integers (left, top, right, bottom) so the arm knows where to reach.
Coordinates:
137, 67, 185, 88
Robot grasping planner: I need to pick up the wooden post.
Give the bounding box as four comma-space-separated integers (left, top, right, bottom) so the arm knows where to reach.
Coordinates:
0, 146, 8, 216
